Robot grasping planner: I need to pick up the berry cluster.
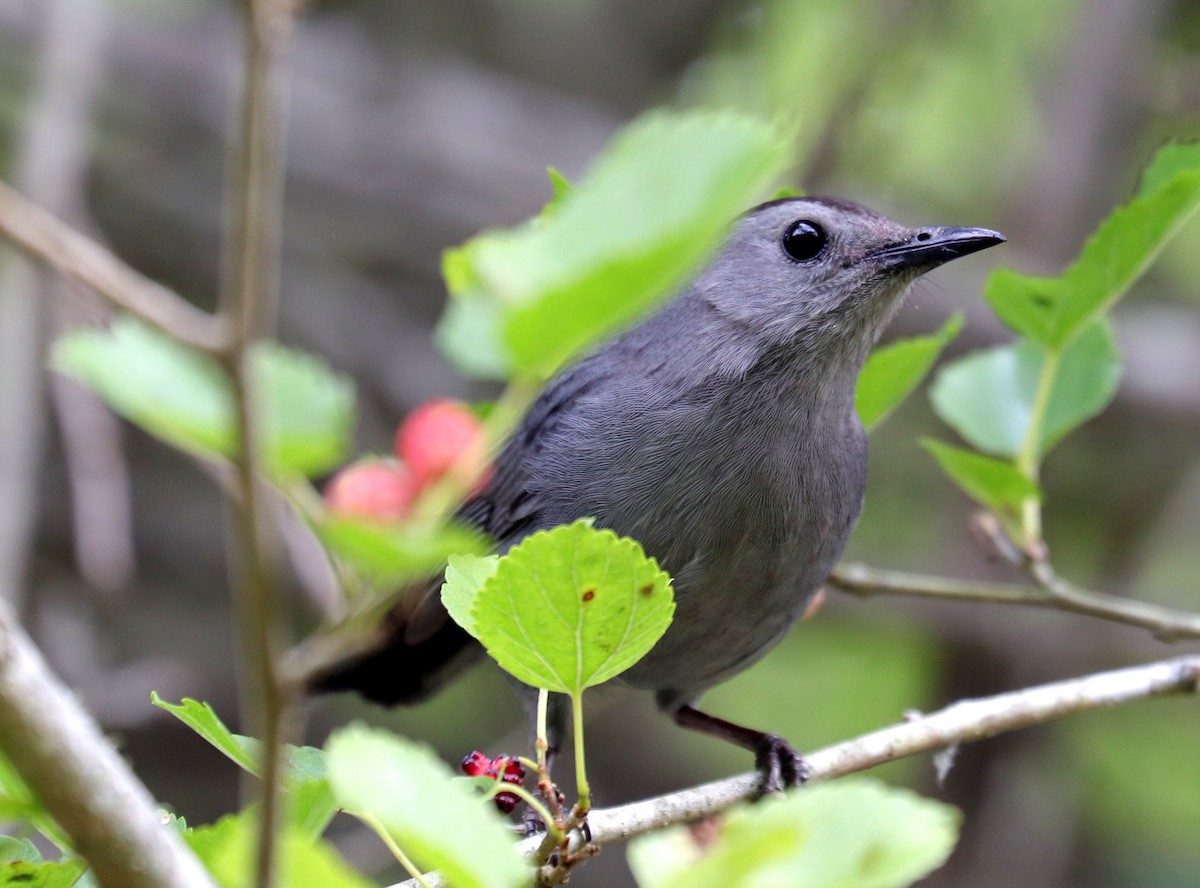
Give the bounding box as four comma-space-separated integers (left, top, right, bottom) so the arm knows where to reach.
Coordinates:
323, 399, 487, 522
460, 750, 526, 814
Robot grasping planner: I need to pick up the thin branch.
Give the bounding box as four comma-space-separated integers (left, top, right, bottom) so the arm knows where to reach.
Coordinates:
388, 655, 1200, 888
216, 3, 300, 888
0, 179, 228, 352
829, 562, 1200, 642
0, 602, 217, 888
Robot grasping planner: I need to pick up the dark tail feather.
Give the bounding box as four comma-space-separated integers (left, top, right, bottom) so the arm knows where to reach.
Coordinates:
306, 606, 483, 706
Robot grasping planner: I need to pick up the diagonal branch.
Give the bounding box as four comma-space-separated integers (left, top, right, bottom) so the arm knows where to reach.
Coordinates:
0, 179, 228, 352
829, 562, 1200, 642
388, 655, 1200, 888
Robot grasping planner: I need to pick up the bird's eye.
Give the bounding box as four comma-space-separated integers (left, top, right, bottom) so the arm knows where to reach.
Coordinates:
781, 220, 827, 262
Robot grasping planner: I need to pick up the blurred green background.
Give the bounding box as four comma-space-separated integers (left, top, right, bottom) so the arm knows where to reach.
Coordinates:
1, 0, 1198, 885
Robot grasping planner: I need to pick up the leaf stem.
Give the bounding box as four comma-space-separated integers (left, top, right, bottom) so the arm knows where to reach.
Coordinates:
571, 693, 590, 817
362, 814, 434, 888
1015, 345, 1062, 549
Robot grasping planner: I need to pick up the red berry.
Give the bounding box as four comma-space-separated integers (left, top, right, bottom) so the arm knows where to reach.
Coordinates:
461, 750, 490, 777
395, 399, 486, 489
323, 459, 417, 523
460, 751, 525, 814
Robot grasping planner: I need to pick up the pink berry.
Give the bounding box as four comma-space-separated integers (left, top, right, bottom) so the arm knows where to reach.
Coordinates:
323, 460, 417, 523
395, 399, 486, 489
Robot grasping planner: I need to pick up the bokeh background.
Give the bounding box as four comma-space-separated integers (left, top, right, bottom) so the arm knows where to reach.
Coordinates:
1, 0, 1198, 885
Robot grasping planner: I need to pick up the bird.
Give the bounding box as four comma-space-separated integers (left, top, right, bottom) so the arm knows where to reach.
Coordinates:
310, 195, 1005, 791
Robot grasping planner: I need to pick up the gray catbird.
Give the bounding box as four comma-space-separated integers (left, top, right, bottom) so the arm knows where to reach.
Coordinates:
313, 195, 1004, 790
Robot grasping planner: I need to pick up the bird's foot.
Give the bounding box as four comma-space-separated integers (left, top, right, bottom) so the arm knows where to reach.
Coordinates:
753, 734, 810, 795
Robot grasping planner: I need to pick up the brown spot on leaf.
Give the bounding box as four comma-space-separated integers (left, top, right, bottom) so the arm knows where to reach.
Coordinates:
639, 584, 655, 597
581, 587, 596, 603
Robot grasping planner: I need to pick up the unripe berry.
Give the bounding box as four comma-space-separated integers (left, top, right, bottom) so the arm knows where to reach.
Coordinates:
395, 399, 486, 489
323, 459, 417, 523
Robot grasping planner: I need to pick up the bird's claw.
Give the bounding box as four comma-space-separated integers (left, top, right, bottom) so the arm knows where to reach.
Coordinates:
754, 734, 810, 795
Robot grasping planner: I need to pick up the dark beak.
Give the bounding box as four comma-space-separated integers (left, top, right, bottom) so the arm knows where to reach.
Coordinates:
870, 226, 1006, 271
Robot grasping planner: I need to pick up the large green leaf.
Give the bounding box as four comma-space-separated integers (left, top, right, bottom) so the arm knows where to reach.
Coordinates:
51, 319, 355, 478
470, 520, 675, 695
986, 142, 1200, 346
325, 725, 527, 888
437, 109, 792, 379
627, 779, 959, 888
929, 319, 1121, 458
856, 315, 962, 432
921, 439, 1039, 518
187, 814, 373, 888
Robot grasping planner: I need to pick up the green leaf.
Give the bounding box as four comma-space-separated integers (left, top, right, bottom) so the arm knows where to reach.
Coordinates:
0, 837, 87, 888
471, 519, 674, 695
921, 439, 1039, 516
187, 814, 373, 888
51, 319, 356, 479
437, 108, 792, 379
252, 342, 355, 478
152, 695, 338, 837
986, 141, 1200, 346
857, 315, 962, 432
628, 779, 959, 888
51, 319, 235, 458
325, 725, 527, 888
318, 517, 487, 588
440, 553, 499, 640
929, 320, 1121, 458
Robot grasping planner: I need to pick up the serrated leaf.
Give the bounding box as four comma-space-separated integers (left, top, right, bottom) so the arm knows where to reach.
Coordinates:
471, 520, 674, 695
929, 320, 1121, 458
985, 141, 1200, 346
0, 837, 87, 888
51, 319, 356, 479
318, 517, 487, 588
441, 554, 499, 639
857, 315, 962, 432
152, 695, 337, 837
438, 108, 792, 379
325, 725, 527, 888
628, 779, 958, 888
921, 439, 1039, 516
253, 342, 355, 478
187, 813, 373, 888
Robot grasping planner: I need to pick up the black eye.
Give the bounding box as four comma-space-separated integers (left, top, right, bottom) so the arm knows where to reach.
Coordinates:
781, 220, 827, 262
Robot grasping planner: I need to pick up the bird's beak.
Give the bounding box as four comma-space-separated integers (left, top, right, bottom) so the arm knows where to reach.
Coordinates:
870, 226, 1006, 271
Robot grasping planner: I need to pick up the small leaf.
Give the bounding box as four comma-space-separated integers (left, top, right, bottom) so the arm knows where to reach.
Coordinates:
857, 315, 962, 432
471, 519, 674, 695
187, 814, 374, 888
628, 779, 959, 888
985, 141, 1200, 346
921, 439, 1040, 516
440, 553, 499, 639
438, 108, 792, 379
152, 694, 258, 773
0, 837, 87, 888
318, 518, 487, 588
325, 725, 528, 888
929, 320, 1121, 458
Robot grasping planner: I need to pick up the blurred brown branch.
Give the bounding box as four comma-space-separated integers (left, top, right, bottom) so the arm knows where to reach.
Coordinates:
391, 655, 1200, 888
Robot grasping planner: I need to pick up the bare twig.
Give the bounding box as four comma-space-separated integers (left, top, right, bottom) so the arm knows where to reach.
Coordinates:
388, 655, 1200, 888
829, 562, 1200, 642
216, 2, 301, 888
0, 601, 217, 888
0, 179, 228, 352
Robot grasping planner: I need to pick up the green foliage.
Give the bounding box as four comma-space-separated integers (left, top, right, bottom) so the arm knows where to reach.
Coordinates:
921, 439, 1040, 519
151, 694, 336, 837
452, 519, 675, 696
627, 780, 959, 888
437, 108, 793, 379
857, 315, 962, 432
0, 837, 87, 888
325, 725, 527, 888
440, 553, 499, 639
317, 517, 487, 590
186, 813, 373, 888
0, 753, 71, 851
51, 318, 355, 479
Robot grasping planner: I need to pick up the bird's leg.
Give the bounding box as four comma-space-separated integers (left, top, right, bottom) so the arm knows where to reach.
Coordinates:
672, 704, 810, 794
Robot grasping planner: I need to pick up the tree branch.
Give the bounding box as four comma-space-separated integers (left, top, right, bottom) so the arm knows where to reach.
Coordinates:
829, 562, 1200, 642
388, 655, 1200, 888
0, 179, 228, 352
0, 601, 216, 888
